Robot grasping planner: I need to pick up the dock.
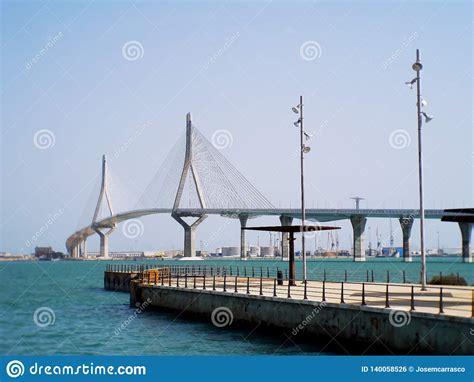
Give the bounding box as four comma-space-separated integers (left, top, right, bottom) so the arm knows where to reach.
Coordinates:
104, 264, 474, 355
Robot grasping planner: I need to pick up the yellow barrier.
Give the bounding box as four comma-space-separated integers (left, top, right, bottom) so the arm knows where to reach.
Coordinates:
143, 267, 170, 284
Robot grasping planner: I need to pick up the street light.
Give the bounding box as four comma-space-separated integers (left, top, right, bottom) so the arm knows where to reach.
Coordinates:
292, 95, 311, 283
406, 49, 434, 291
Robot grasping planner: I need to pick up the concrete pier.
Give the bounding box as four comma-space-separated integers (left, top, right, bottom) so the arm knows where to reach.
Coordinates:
279, 215, 293, 259
129, 279, 473, 355
459, 222, 472, 263
350, 216, 367, 262
94, 228, 114, 258
399, 216, 414, 262
239, 215, 248, 259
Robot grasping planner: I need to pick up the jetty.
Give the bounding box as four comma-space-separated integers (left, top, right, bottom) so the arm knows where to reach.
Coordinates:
104, 264, 474, 355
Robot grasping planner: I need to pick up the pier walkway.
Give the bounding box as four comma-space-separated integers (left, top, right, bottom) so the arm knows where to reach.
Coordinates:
107, 264, 473, 318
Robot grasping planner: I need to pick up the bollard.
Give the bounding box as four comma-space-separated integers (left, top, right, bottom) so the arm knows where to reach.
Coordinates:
340, 282, 345, 303
285, 269, 288, 280
168, 273, 172, 287
237, 267, 240, 277
273, 279, 277, 297
223, 274, 227, 292
211, 267, 214, 276
287, 280, 291, 298
161, 274, 164, 286
230, 266, 233, 276
322, 281, 326, 302
147, 272, 151, 284
203, 274, 206, 290
403, 270, 406, 284
259, 276, 263, 296
244, 266, 247, 277
260, 267, 263, 278
193, 275, 197, 289
385, 284, 390, 308
234, 276, 238, 293
410, 285, 415, 311
177, 274, 180, 287
212, 275, 216, 291
361, 283, 366, 306
303, 280, 308, 300
371, 270, 374, 282
246, 277, 250, 294
154, 272, 157, 285
439, 287, 444, 313
252, 267, 255, 277
185, 274, 188, 288
323, 269, 326, 282
267, 267, 270, 278
386, 270, 390, 283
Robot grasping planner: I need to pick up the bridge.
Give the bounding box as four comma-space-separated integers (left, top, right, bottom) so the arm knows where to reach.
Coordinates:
66, 113, 473, 262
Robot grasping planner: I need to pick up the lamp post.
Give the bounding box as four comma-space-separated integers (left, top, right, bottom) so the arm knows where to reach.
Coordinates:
292, 96, 311, 282
406, 49, 433, 291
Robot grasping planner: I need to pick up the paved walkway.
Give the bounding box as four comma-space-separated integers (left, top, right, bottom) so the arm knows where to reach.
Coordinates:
148, 276, 473, 318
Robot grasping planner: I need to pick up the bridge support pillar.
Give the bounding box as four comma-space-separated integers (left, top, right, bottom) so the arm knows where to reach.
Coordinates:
279, 215, 293, 260
94, 227, 115, 258
239, 215, 248, 259
399, 216, 414, 262
71, 246, 78, 259
174, 215, 207, 257
83, 238, 88, 258
459, 222, 472, 263
350, 216, 367, 262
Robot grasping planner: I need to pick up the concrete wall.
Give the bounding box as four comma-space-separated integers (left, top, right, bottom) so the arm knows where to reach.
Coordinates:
104, 271, 140, 292
131, 283, 473, 355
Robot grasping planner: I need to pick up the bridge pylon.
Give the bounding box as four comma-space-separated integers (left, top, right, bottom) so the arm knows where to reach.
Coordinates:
171, 113, 207, 257
92, 154, 116, 258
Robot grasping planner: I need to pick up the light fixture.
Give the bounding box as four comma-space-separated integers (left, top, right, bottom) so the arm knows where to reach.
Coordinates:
304, 132, 312, 140
292, 106, 300, 114
294, 119, 301, 127
420, 99, 427, 107
421, 112, 433, 123
405, 78, 417, 89
412, 61, 423, 71
302, 145, 311, 153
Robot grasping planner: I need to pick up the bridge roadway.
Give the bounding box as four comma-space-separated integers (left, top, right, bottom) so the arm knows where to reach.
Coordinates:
66, 207, 472, 262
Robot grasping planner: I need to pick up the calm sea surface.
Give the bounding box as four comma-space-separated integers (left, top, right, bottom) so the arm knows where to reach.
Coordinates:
0, 258, 471, 355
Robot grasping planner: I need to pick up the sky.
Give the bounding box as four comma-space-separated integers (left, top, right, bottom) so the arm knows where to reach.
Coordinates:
1, 0, 472, 254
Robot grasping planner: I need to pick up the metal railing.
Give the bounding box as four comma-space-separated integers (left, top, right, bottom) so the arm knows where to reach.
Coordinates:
125, 265, 473, 318
105, 264, 467, 285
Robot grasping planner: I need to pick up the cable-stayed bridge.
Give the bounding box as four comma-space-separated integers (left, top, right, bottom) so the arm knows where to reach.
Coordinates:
66, 114, 473, 262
